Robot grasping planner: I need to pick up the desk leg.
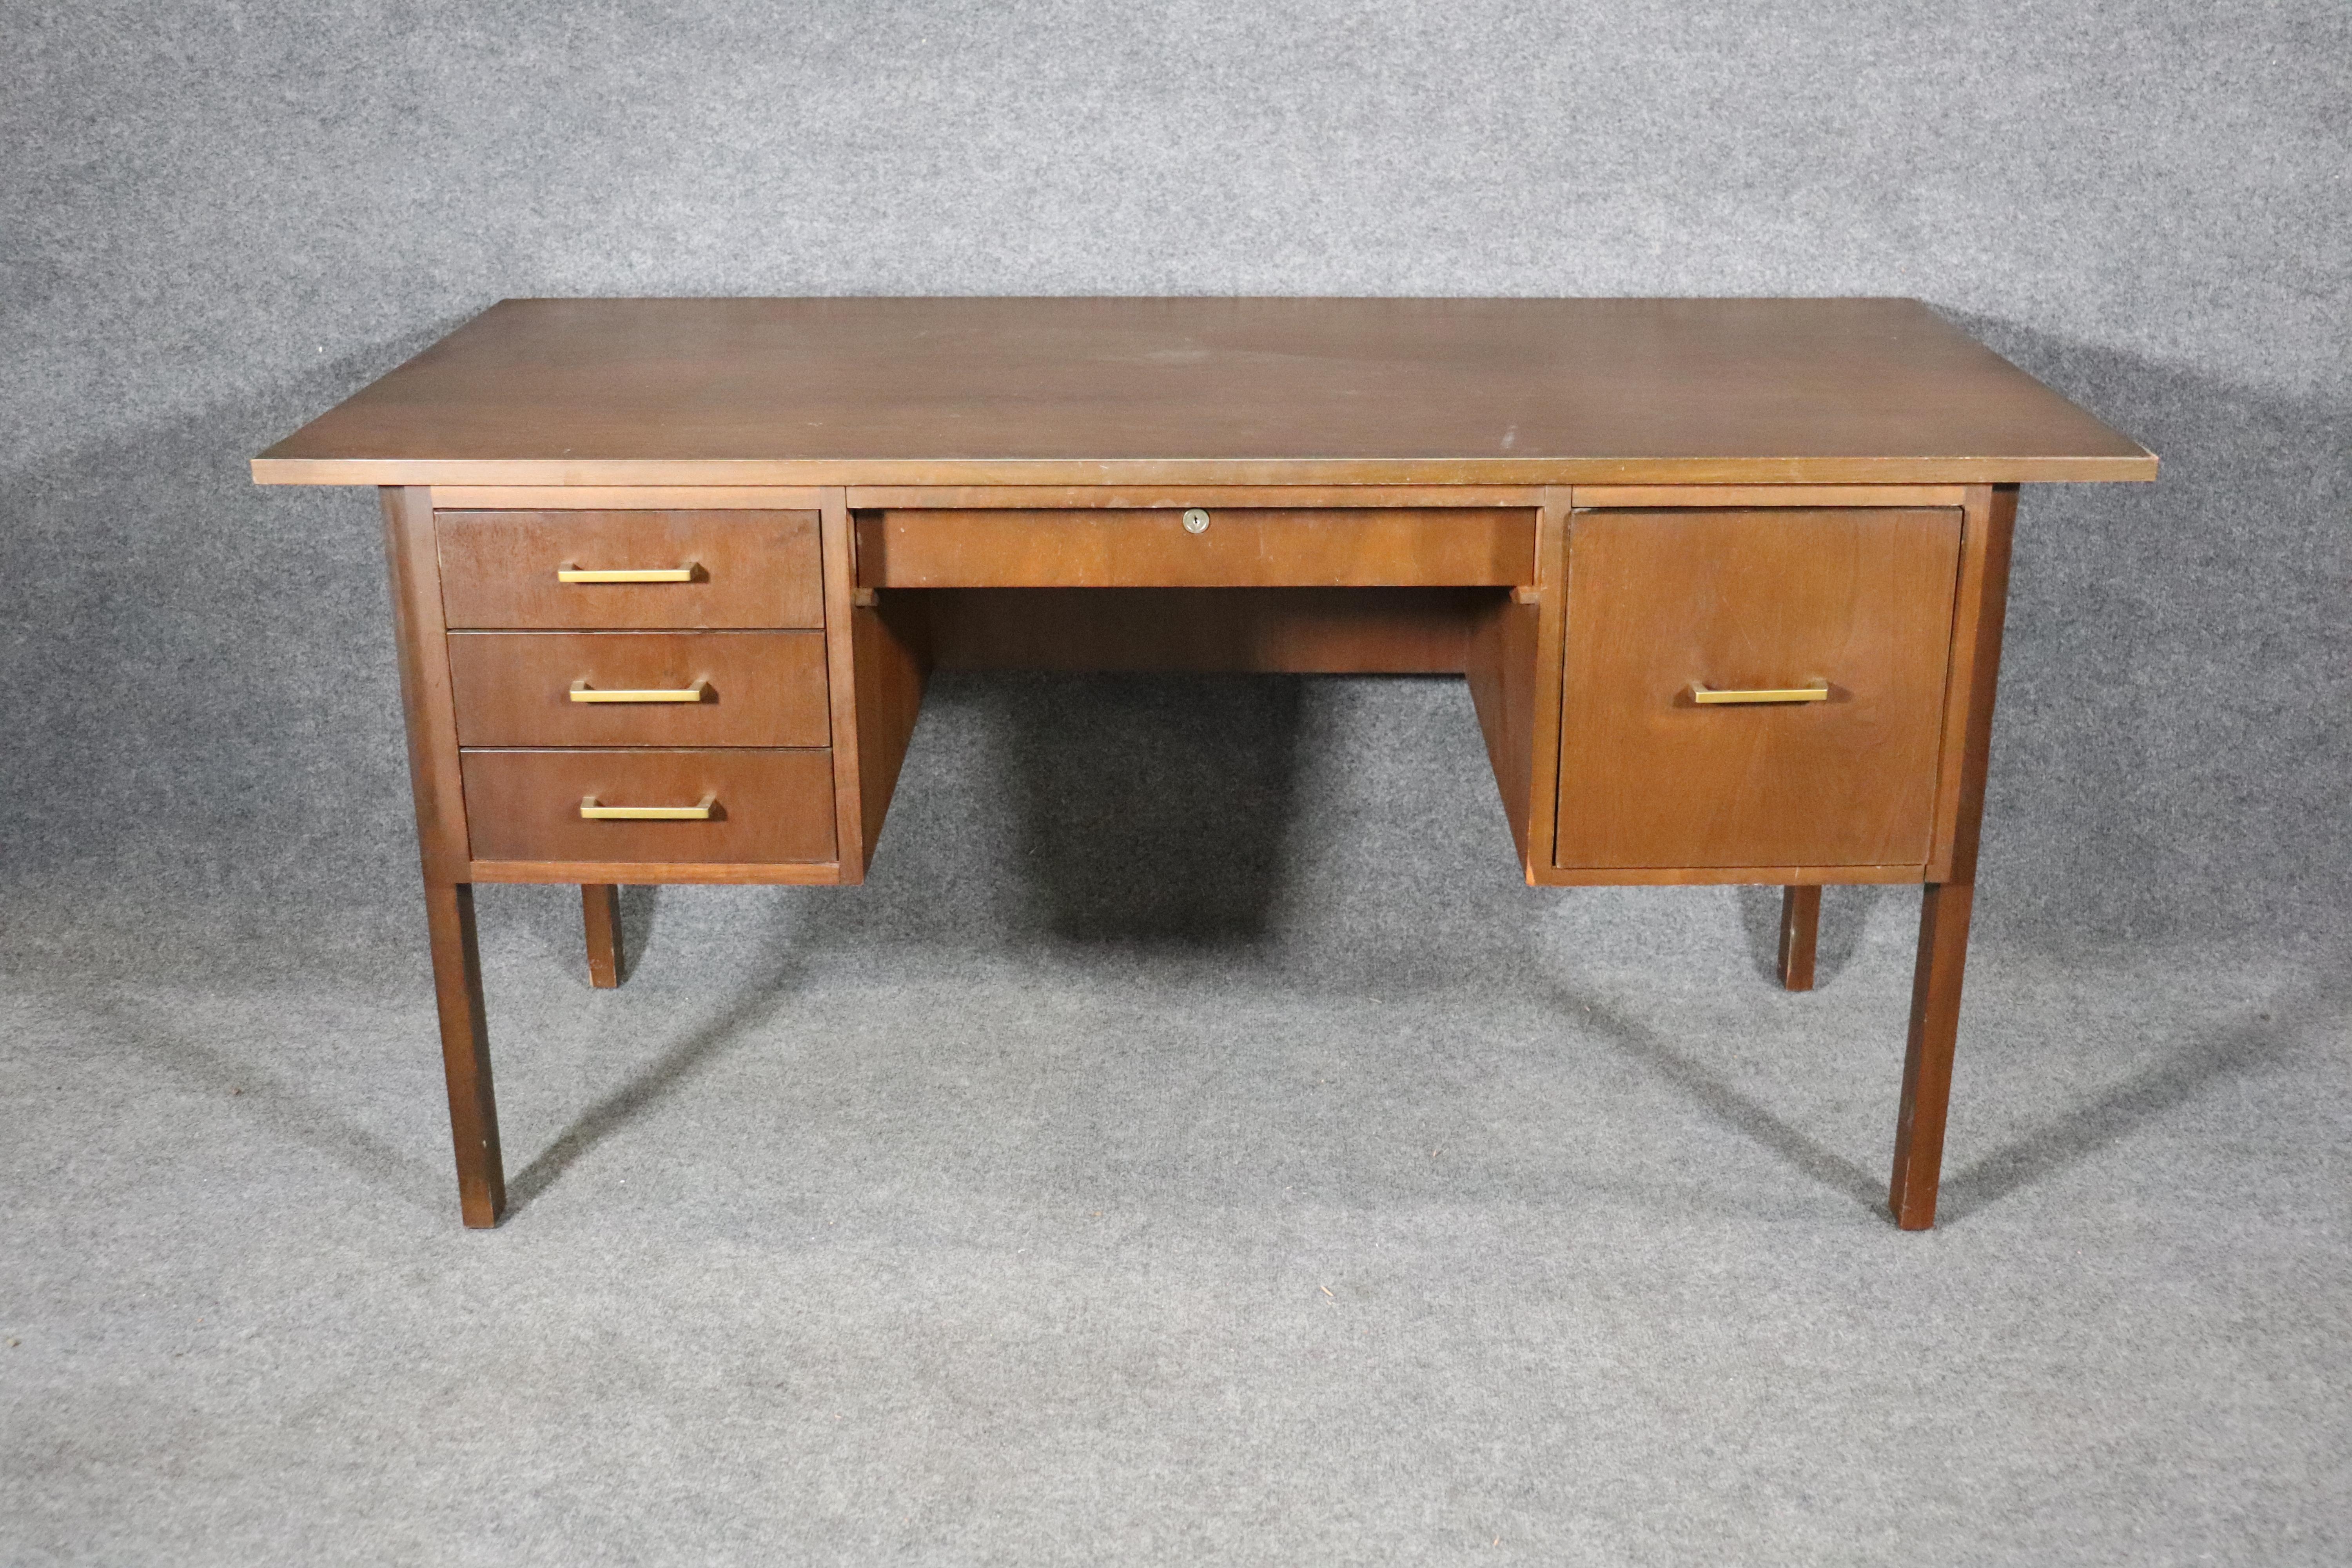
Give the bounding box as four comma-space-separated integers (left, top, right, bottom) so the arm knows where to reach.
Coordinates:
582, 884, 624, 989
1889, 881, 1973, 1230
425, 882, 505, 1228
1889, 484, 2014, 1230
1776, 886, 1820, 991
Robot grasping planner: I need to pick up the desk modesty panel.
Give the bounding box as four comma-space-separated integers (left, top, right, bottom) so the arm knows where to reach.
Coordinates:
253, 297, 2155, 1233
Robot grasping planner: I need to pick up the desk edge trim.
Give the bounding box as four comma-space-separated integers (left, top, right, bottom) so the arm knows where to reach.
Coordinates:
252, 455, 2160, 487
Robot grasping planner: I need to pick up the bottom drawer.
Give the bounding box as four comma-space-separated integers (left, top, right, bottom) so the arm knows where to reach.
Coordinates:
461, 750, 837, 865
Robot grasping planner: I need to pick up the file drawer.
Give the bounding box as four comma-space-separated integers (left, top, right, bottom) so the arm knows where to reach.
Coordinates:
1554, 507, 1963, 870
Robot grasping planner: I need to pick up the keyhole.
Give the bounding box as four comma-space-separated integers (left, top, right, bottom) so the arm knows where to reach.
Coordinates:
1182, 508, 1210, 534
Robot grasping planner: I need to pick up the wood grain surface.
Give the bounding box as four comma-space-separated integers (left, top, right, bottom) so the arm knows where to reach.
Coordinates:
436, 509, 822, 628
255, 298, 2156, 487
858, 507, 1535, 588
446, 632, 830, 747
1553, 507, 1963, 870
1926, 487, 2019, 882
915, 587, 1488, 672
850, 595, 929, 860
460, 749, 837, 865
817, 492, 870, 880
847, 485, 1546, 510
381, 488, 472, 879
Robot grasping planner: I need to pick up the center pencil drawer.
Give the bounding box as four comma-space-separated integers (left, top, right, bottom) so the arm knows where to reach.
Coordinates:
448, 632, 830, 747
857, 508, 1535, 588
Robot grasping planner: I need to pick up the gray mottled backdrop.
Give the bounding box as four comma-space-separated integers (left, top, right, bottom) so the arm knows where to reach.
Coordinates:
5, 4, 2350, 1564
6, 0, 2346, 956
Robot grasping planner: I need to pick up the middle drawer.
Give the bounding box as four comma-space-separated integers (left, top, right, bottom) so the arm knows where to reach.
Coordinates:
448, 632, 831, 748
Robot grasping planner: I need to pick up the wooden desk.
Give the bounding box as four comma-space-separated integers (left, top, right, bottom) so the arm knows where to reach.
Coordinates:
254, 298, 2155, 1230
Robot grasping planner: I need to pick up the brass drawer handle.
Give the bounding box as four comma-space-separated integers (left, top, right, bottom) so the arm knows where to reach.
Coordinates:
579, 793, 716, 821
568, 679, 711, 704
1691, 681, 1830, 705
556, 561, 699, 584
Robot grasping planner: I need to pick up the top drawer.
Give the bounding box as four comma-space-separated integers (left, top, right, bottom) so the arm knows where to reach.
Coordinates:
437, 510, 823, 629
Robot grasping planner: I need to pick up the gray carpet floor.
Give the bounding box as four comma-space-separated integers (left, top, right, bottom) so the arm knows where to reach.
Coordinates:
5, 677, 2347, 1565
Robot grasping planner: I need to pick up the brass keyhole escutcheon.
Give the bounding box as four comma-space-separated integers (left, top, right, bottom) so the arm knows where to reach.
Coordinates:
1182, 508, 1210, 534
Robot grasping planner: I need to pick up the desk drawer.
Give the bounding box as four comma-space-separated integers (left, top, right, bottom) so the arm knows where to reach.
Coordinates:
858, 508, 1534, 588
1555, 508, 1962, 870
461, 749, 837, 865
447, 632, 830, 748
438, 510, 822, 628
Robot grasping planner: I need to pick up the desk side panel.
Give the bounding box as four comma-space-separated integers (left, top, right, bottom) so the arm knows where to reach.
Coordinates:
382, 486, 470, 881
1925, 486, 2018, 883
851, 594, 929, 863
1465, 594, 1537, 861
817, 492, 869, 879
1463, 494, 1568, 869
